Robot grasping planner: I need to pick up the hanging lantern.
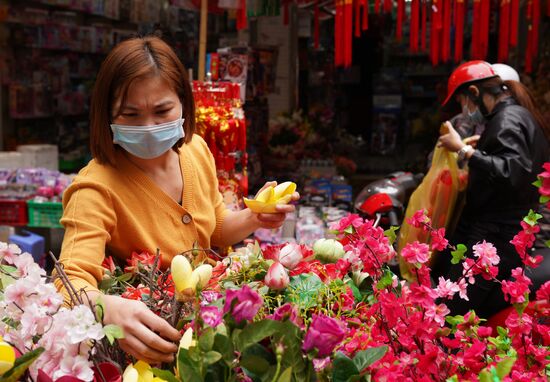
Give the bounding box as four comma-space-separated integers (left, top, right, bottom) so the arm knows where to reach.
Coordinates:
236, 0, 247, 30
335, 0, 344, 66
355, 0, 361, 37
344, 0, 353, 67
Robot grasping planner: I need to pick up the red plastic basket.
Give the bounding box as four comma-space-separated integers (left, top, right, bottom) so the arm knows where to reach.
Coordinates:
0, 199, 28, 226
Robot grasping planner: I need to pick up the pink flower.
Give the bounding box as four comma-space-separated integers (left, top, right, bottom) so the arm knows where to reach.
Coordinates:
329, 213, 364, 232
267, 303, 302, 327
430, 228, 449, 251
401, 241, 431, 264
462, 340, 486, 371
407, 209, 430, 229
278, 243, 303, 270
425, 303, 450, 326
264, 262, 290, 290
435, 277, 460, 299
535, 280, 550, 301
201, 306, 222, 328
501, 268, 532, 304
472, 241, 500, 268
538, 162, 550, 196
312, 357, 331, 372
52, 355, 94, 381
476, 326, 492, 338
302, 314, 346, 357
457, 278, 469, 301
224, 285, 263, 323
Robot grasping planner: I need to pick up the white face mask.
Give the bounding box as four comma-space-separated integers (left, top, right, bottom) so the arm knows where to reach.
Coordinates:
110, 109, 184, 159
461, 103, 485, 125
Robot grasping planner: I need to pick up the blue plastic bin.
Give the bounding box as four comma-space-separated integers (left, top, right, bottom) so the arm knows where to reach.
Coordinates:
9, 230, 46, 265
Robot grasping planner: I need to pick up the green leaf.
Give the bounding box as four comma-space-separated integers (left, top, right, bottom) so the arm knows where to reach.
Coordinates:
203, 351, 222, 366
240, 354, 271, 376
495, 357, 516, 378
332, 352, 360, 382
376, 271, 394, 290
103, 324, 125, 344
151, 368, 179, 382
214, 333, 235, 367
285, 274, 324, 310
277, 367, 293, 382
98, 277, 117, 291
236, 320, 283, 352
545, 239, 550, 248
523, 209, 543, 227
199, 327, 215, 352
352, 346, 388, 371
95, 297, 105, 322
532, 178, 542, 188
496, 326, 508, 337
274, 321, 308, 381
478, 369, 492, 382
346, 280, 363, 301
540, 195, 550, 204
446, 376, 459, 382
451, 244, 467, 265
117, 272, 134, 283
384, 226, 399, 245
0, 347, 44, 382
344, 225, 354, 235
177, 348, 202, 382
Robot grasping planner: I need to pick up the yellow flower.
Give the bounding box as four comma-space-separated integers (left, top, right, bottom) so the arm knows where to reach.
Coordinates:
122, 360, 166, 382
0, 336, 15, 376
243, 182, 297, 213
171, 256, 213, 301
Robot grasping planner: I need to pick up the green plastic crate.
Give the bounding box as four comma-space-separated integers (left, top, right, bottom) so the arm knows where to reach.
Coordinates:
27, 201, 63, 228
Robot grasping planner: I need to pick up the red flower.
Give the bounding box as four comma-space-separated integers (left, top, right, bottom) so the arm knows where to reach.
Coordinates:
124, 251, 157, 274
538, 162, 550, 196
406, 209, 430, 229
102, 256, 116, 273
430, 228, 449, 251
121, 286, 151, 300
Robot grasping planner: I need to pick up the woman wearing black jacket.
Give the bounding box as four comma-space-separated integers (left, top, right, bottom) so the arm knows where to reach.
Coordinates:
433, 61, 550, 318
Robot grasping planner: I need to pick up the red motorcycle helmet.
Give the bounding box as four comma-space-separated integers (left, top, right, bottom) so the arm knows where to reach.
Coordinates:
442, 60, 498, 106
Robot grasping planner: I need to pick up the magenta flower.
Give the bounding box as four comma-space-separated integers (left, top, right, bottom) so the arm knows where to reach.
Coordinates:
201, 306, 223, 328
401, 241, 430, 264
501, 267, 532, 304
224, 285, 263, 323
538, 162, 550, 196
472, 241, 500, 268
302, 314, 346, 357
435, 277, 460, 299
430, 228, 449, 251
406, 209, 430, 229
536, 280, 550, 301
267, 303, 302, 327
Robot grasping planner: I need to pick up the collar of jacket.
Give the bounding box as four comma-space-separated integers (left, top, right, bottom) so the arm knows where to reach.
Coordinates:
486, 96, 517, 119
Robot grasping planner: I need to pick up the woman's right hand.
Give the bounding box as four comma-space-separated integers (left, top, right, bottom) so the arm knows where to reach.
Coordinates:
101, 294, 181, 364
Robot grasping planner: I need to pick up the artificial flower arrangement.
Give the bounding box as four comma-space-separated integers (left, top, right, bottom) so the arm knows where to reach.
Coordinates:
0, 163, 549, 381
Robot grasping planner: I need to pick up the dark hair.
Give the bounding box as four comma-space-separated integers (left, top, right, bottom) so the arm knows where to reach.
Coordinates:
461, 77, 550, 142
90, 36, 195, 166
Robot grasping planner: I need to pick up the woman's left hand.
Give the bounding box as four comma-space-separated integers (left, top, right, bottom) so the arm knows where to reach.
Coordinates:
438, 121, 464, 152
254, 181, 300, 229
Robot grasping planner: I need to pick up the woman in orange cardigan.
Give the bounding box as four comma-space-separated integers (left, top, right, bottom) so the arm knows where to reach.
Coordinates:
56, 36, 298, 364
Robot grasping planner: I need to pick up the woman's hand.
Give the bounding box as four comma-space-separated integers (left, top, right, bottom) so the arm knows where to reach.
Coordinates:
438, 121, 465, 152
463, 134, 481, 148
102, 294, 181, 364
254, 181, 300, 230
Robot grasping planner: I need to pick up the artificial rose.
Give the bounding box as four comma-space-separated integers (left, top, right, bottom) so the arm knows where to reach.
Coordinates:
264, 262, 290, 290
278, 243, 303, 270
267, 303, 302, 327
201, 306, 222, 328
224, 285, 263, 323
313, 239, 345, 263
302, 314, 346, 357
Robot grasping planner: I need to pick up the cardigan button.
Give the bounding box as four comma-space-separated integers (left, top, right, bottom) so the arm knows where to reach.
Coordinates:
182, 214, 192, 224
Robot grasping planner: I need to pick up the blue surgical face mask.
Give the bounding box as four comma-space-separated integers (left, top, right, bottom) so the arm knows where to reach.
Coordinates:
111, 110, 185, 159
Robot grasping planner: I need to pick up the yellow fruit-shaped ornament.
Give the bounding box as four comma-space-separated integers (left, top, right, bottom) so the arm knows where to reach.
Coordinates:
243, 182, 296, 213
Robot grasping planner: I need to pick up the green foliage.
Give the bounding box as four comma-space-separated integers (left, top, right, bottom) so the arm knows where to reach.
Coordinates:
103, 324, 124, 344
384, 226, 399, 245
451, 244, 467, 265
0, 347, 44, 382
523, 209, 543, 227
286, 274, 324, 310
151, 368, 179, 382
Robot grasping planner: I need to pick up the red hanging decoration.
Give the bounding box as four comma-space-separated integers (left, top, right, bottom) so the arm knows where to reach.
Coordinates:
375, 0, 380, 14
421, 0, 427, 51
362, 0, 369, 30
532, 0, 540, 55
480, 0, 490, 59
431, 0, 442, 65
454, 0, 465, 62
410, 0, 420, 52
236, 0, 247, 30
314, 0, 320, 49
471, 0, 481, 59
397, 0, 404, 40
510, 0, 519, 46
547, 0, 550, 16
355, 0, 361, 37
344, 0, 353, 67
498, 0, 511, 62
384, 0, 392, 13
335, 0, 343, 66
441, 0, 452, 62
525, 0, 533, 73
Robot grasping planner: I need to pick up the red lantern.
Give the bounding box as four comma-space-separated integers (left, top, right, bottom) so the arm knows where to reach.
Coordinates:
355, 0, 361, 37
441, 0, 452, 62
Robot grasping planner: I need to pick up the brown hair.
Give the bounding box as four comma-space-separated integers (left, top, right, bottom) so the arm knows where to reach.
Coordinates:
464, 77, 550, 142
90, 36, 195, 166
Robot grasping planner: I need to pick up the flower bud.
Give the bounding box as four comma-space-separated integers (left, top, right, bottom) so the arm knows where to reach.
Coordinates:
264, 262, 290, 290
171, 255, 193, 293
278, 243, 303, 270
313, 238, 345, 263
192, 264, 213, 289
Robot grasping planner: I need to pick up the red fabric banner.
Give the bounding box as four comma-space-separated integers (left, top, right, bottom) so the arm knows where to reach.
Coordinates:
471, 0, 481, 59
498, 0, 511, 62
510, 0, 519, 46
410, 0, 420, 52
362, 0, 369, 30
384, 0, 392, 13
454, 0, 465, 62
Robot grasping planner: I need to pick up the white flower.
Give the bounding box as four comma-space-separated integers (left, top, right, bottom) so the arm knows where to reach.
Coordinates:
52, 355, 94, 382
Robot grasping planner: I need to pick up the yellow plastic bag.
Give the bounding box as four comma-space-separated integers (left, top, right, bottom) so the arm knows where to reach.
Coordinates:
397, 146, 468, 281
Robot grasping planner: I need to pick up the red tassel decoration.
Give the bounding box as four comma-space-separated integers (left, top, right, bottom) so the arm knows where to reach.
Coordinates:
498, 0, 511, 62
421, 0, 427, 51
314, 0, 320, 49
375, 0, 380, 14
410, 0, 420, 52
471, 0, 481, 59
509, 0, 519, 46
335, 0, 343, 66
454, 0, 465, 62
236, 0, 247, 30
481, 0, 491, 59
532, 0, 540, 55
355, 0, 361, 37
362, 0, 369, 30
345, 0, 353, 67
431, 0, 442, 65
384, 0, 392, 13
525, 0, 533, 73
397, 0, 404, 40
441, 0, 451, 62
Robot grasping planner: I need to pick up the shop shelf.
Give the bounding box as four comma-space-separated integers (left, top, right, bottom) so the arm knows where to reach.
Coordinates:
0, 199, 28, 226
27, 201, 63, 228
